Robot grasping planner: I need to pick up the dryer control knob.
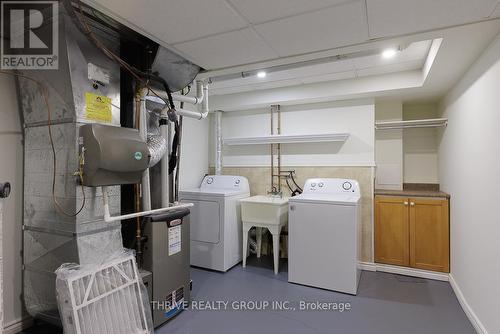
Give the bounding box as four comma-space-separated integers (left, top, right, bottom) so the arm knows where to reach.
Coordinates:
206, 177, 214, 184
342, 181, 352, 191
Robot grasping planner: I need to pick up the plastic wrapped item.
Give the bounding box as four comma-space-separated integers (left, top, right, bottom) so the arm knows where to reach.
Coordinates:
55, 249, 153, 334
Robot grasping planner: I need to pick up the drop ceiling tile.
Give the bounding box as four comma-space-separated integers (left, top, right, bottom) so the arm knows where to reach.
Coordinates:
367, 0, 497, 38
174, 28, 279, 69
254, 1, 368, 57
90, 0, 247, 44
229, 0, 349, 24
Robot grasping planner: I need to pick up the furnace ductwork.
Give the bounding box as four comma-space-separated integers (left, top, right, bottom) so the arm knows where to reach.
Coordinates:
146, 108, 168, 167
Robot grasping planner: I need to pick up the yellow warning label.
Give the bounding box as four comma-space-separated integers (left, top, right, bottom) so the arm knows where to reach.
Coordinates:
85, 92, 112, 123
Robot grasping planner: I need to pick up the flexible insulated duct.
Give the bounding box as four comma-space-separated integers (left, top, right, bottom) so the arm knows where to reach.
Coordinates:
146, 109, 167, 168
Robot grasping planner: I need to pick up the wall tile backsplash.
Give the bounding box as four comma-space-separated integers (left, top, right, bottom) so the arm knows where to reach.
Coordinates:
210, 166, 374, 262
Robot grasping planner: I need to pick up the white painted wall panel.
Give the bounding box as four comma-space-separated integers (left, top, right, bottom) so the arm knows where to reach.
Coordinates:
438, 33, 500, 334
179, 106, 210, 189
218, 100, 375, 167
375, 101, 403, 190
403, 103, 439, 184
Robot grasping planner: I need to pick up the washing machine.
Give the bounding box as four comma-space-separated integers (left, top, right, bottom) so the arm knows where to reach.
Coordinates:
288, 178, 361, 294
179, 175, 250, 272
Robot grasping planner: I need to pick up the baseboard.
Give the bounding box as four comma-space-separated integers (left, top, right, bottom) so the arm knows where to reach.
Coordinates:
358, 261, 376, 271
3, 316, 34, 334
358, 261, 449, 281
449, 274, 488, 334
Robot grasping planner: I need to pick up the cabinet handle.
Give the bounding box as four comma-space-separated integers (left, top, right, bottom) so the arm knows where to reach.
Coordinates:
404, 201, 408, 206
410, 202, 415, 206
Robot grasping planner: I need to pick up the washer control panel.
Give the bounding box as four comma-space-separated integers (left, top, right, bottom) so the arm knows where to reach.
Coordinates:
200, 175, 250, 191
303, 178, 360, 195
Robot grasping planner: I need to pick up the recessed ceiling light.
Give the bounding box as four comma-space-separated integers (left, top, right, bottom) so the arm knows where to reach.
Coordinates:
257, 71, 267, 78
382, 48, 397, 59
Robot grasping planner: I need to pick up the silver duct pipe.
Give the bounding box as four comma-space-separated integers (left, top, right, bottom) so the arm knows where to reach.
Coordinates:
147, 134, 167, 167
215, 110, 223, 175
145, 107, 168, 168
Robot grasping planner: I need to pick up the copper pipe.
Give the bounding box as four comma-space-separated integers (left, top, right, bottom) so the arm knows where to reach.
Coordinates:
270, 105, 274, 191
277, 105, 281, 193
269, 105, 282, 194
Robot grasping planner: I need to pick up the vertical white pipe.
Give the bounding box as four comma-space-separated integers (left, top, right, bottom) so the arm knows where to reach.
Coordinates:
215, 110, 223, 175
139, 91, 151, 211
202, 83, 209, 116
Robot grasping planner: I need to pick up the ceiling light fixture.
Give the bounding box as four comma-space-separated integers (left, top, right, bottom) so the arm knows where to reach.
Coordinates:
382, 48, 398, 59
257, 71, 267, 78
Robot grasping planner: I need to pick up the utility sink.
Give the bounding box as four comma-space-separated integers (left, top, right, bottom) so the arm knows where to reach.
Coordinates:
240, 195, 289, 225
240, 195, 289, 274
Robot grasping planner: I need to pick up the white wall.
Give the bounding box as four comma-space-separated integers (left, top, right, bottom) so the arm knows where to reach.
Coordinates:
403, 103, 439, 184
375, 101, 403, 190
178, 106, 210, 189
438, 33, 500, 334
216, 99, 375, 167
0, 75, 27, 329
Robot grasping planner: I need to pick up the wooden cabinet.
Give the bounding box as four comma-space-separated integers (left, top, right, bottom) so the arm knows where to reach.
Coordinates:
375, 196, 409, 266
409, 198, 449, 272
375, 196, 449, 273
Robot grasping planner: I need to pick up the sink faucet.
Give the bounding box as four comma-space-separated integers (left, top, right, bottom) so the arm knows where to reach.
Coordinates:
267, 186, 283, 198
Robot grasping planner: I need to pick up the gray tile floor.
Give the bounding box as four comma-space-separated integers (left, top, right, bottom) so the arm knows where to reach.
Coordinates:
158, 257, 474, 334
25, 256, 474, 334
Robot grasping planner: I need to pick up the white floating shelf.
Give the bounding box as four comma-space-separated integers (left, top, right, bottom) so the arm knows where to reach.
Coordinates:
375, 118, 448, 130
224, 133, 350, 146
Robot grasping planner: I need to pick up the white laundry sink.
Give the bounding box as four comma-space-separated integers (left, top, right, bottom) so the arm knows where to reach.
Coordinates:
240, 195, 289, 225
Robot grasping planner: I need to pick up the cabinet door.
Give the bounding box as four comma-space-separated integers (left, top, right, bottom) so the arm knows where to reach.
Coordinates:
409, 198, 449, 273
375, 196, 409, 266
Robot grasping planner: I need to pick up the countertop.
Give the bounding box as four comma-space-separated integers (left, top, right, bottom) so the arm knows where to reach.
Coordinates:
375, 189, 450, 199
